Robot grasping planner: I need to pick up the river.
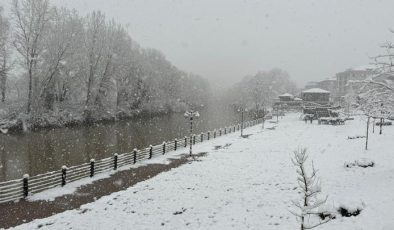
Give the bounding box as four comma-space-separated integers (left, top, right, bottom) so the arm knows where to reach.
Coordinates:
0, 105, 254, 182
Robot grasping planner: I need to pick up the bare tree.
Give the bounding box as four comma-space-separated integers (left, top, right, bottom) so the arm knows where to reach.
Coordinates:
291, 148, 331, 230
0, 6, 11, 103
38, 7, 83, 111
11, 0, 52, 113
1, 1, 211, 129
84, 11, 106, 109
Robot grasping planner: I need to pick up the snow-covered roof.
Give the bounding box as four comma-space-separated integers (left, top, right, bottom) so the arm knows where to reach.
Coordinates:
323, 77, 336, 81
302, 88, 330, 94
278, 93, 294, 97
294, 97, 303, 101
351, 64, 376, 71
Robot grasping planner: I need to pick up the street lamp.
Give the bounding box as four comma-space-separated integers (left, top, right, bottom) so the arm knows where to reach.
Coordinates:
184, 110, 200, 156
237, 108, 248, 137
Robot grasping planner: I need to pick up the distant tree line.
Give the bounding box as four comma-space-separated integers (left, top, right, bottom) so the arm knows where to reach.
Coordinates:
223, 68, 298, 111
0, 0, 210, 128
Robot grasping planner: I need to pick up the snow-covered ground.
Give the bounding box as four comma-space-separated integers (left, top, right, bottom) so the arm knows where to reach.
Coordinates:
9, 113, 394, 230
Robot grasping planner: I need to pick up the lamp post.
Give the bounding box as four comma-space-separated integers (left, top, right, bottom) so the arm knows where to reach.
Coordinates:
184, 110, 200, 156
238, 108, 248, 137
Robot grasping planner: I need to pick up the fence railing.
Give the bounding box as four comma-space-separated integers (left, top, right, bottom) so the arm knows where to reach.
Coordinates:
0, 118, 263, 204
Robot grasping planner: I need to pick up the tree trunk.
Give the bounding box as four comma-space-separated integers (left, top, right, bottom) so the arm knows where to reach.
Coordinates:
0, 72, 6, 102
27, 62, 33, 114
86, 65, 94, 106
380, 118, 383, 135
372, 119, 375, 133
366, 117, 370, 150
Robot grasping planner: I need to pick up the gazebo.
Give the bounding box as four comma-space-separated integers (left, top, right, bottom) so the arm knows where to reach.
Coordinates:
301, 88, 330, 105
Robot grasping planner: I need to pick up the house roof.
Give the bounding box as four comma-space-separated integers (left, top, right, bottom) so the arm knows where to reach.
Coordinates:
294, 97, 303, 101
302, 88, 330, 94
278, 93, 294, 97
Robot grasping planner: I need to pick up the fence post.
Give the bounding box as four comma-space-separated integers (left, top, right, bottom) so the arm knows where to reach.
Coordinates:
214, 129, 216, 138
193, 135, 196, 145
149, 145, 153, 159
184, 136, 187, 147
219, 129, 222, 136
23, 174, 29, 198
163, 142, 166, 155
114, 154, 118, 170
174, 139, 178, 151
208, 131, 210, 140
90, 159, 95, 177
201, 132, 204, 142
224, 127, 227, 135
61, 166, 67, 186
133, 148, 137, 164
233, 126, 236, 132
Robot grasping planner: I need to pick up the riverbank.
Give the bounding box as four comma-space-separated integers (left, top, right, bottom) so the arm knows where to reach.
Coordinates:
0, 103, 213, 134
7, 113, 394, 230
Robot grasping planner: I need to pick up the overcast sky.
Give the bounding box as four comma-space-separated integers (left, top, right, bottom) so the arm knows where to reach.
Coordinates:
10, 0, 394, 89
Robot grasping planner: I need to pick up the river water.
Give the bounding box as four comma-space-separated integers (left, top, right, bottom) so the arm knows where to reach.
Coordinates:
0, 106, 254, 182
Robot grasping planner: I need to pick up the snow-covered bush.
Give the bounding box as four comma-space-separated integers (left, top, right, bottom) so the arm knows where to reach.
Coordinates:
290, 148, 332, 230
336, 200, 365, 217
345, 158, 375, 168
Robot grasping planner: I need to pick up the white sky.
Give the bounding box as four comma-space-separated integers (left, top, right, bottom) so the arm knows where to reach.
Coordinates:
5, 0, 394, 89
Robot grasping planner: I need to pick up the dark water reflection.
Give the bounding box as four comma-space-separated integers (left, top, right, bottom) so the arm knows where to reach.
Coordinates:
0, 106, 254, 181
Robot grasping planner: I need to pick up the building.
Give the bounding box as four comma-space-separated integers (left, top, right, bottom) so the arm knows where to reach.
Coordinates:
317, 78, 337, 97
304, 81, 319, 90
301, 88, 331, 105
273, 93, 302, 110
278, 93, 294, 102
336, 66, 374, 100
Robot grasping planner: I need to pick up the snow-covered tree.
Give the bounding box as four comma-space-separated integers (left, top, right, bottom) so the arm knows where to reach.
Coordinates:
38, 7, 84, 111
11, 0, 53, 113
2, 0, 211, 128
0, 6, 11, 102
225, 68, 297, 110
346, 33, 394, 137
291, 148, 331, 230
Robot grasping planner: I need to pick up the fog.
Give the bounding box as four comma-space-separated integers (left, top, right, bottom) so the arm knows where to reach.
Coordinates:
43, 0, 394, 89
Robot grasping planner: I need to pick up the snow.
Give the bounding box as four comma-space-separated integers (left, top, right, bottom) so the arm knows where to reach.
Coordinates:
10, 113, 394, 230
351, 65, 376, 71
302, 88, 330, 94
27, 151, 185, 202
278, 93, 294, 98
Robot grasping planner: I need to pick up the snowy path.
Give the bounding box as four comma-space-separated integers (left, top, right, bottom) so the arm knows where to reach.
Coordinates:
9, 114, 394, 230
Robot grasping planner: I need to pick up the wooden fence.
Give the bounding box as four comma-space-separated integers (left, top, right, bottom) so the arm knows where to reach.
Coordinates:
0, 118, 263, 204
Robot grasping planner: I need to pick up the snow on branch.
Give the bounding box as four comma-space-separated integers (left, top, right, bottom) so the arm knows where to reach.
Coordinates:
290, 148, 332, 230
